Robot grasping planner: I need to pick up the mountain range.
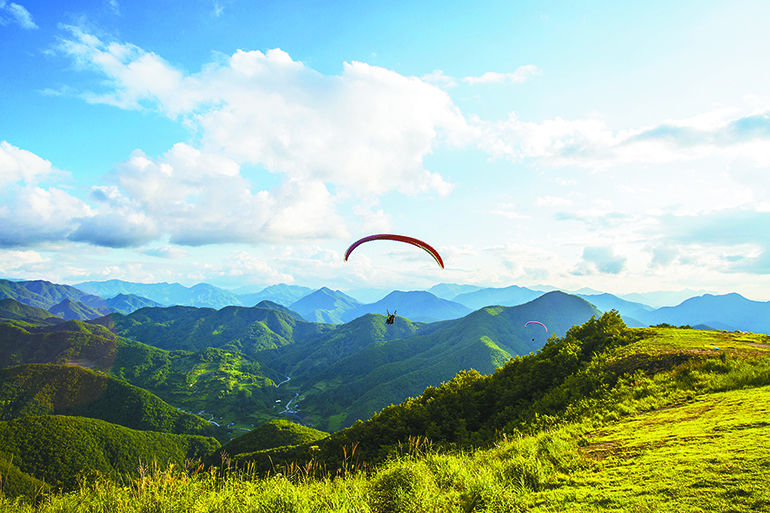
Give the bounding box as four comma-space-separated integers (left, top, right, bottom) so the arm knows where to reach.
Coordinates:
2, 277, 769, 335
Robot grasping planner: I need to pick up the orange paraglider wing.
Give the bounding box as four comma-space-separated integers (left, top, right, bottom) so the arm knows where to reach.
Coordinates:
344, 234, 444, 269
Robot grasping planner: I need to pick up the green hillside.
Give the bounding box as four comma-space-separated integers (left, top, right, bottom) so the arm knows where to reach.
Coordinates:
48, 298, 109, 321
0, 298, 62, 325
296, 291, 600, 430
1, 314, 769, 511
0, 279, 101, 311
236, 312, 770, 474
0, 319, 119, 370
0, 364, 216, 436
103, 305, 334, 357
218, 419, 327, 459
0, 451, 49, 501
0, 415, 219, 491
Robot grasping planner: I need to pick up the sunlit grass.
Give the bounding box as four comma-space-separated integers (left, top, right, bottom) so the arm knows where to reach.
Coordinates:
4, 327, 770, 512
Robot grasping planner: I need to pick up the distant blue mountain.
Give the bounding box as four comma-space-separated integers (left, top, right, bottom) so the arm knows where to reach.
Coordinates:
290, 288, 362, 323
452, 285, 543, 310
240, 284, 313, 307
576, 293, 653, 318
74, 280, 241, 308
427, 283, 483, 300
342, 290, 472, 323
632, 293, 770, 334
618, 289, 713, 308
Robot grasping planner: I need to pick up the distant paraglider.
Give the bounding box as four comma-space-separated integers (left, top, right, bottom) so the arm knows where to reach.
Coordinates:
525, 321, 548, 331
344, 234, 444, 269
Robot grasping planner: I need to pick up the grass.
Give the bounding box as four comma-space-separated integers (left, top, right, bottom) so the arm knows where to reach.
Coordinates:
3, 327, 770, 512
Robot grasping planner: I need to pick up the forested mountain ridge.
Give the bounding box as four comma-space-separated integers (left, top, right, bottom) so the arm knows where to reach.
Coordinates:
0, 317, 120, 370
230, 312, 770, 478
0, 364, 216, 436
98, 304, 335, 357
0, 415, 219, 491
0, 298, 63, 325
0, 279, 103, 310
296, 291, 600, 430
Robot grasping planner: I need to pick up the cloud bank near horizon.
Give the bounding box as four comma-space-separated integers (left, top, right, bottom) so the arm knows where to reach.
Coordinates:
2, 23, 770, 292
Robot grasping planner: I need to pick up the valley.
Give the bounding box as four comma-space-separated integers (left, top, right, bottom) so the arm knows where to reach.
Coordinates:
0, 279, 769, 511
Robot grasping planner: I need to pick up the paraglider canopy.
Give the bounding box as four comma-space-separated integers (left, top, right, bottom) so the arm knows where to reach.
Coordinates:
524, 320, 548, 331
344, 234, 444, 269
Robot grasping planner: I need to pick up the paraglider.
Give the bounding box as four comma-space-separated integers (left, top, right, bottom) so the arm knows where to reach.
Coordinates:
344, 234, 444, 269
524, 320, 548, 331
525, 320, 547, 340
344, 234, 444, 326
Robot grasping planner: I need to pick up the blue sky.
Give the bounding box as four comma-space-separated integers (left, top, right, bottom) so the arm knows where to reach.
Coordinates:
2, 0, 770, 300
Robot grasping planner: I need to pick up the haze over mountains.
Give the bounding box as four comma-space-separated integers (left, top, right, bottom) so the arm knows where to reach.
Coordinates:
2, 277, 769, 334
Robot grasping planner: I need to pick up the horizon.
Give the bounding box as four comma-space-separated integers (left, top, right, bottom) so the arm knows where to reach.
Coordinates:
2, 274, 750, 308
2, 1, 770, 300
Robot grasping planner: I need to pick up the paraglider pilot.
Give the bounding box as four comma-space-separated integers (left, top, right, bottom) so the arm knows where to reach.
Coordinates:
386, 309, 397, 325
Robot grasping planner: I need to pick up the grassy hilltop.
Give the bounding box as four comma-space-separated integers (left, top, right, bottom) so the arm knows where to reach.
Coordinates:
1, 312, 768, 512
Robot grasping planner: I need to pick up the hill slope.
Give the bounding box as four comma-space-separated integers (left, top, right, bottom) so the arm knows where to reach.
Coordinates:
0, 297, 63, 325
49, 298, 110, 321
0, 318, 119, 370
0, 364, 215, 436
0, 279, 103, 310
0, 415, 219, 490
297, 291, 600, 430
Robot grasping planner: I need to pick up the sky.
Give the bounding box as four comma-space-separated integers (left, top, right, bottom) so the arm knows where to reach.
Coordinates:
2, 0, 770, 300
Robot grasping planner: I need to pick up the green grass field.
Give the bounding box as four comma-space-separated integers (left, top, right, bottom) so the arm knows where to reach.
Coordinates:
2, 326, 769, 512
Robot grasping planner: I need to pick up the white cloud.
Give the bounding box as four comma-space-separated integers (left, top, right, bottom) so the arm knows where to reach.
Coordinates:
0, 1, 37, 29
0, 141, 63, 189
422, 69, 457, 88
0, 186, 91, 247
475, 104, 770, 171
53, 28, 471, 197
462, 65, 542, 85
106, 0, 120, 15
0, 249, 49, 274
536, 195, 572, 207
86, 143, 348, 247
489, 202, 529, 219
218, 250, 294, 284
574, 246, 627, 275
143, 245, 189, 259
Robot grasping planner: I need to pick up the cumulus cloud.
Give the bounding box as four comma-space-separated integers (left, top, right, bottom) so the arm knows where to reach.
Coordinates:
80, 143, 348, 247
0, 141, 63, 189
218, 250, 295, 284
0, 186, 91, 247
475, 105, 770, 170
143, 245, 189, 259
0, 249, 49, 274
574, 246, 627, 275
422, 69, 457, 88
0, 141, 352, 249
462, 65, 542, 85
52, 27, 470, 197
0, 1, 37, 29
